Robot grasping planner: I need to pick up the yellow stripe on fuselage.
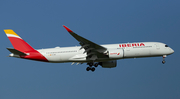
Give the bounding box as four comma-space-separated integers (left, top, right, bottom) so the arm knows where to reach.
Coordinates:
4, 29, 20, 37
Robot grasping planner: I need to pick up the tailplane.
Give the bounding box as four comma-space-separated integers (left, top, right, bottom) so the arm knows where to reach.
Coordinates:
6, 48, 26, 56
4, 29, 35, 52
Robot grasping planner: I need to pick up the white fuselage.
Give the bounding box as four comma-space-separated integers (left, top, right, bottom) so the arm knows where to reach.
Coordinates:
4, 28, 175, 71
37, 42, 174, 63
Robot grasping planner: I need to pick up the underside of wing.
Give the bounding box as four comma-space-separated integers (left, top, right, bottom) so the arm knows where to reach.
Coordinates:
63, 25, 108, 61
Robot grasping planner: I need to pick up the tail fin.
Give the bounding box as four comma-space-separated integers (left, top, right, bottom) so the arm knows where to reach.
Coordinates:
4, 29, 35, 52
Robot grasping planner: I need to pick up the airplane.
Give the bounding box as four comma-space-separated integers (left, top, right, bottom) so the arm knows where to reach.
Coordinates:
4, 25, 174, 72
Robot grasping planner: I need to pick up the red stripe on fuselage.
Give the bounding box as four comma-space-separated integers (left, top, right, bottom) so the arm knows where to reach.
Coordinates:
20, 50, 49, 62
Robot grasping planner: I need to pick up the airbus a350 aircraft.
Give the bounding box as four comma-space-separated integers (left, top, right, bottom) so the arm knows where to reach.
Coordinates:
4, 25, 174, 72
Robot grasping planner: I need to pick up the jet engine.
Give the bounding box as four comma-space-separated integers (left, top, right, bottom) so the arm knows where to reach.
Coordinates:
108, 49, 124, 59
100, 60, 117, 68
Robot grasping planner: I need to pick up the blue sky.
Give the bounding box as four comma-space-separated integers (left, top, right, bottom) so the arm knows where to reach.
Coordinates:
0, 0, 179, 99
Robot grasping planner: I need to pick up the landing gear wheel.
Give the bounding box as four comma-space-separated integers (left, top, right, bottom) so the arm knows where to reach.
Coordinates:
86, 62, 98, 72
162, 60, 165, 64
94, 63, 98, 67
91, 67, 95, 72
86, 67, 91, 71
89, 63, 93, 67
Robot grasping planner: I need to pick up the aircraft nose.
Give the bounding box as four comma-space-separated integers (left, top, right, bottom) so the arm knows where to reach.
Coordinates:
170, 48, 174, 54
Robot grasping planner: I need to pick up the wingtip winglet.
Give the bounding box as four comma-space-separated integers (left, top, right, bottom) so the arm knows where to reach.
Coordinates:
63, 25, 73, 33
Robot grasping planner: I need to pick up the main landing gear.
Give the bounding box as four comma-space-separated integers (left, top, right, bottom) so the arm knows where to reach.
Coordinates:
86, 62, 99, 72
162, 55, 166, 64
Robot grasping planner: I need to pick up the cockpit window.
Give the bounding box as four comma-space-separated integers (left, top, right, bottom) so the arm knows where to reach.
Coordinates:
165, 45, 168, 47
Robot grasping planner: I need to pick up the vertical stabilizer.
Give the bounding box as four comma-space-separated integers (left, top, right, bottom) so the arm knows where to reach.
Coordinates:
4, 29, 35, 52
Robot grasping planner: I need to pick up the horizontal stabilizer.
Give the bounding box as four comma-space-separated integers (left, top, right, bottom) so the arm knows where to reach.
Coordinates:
7, 48, 26, 55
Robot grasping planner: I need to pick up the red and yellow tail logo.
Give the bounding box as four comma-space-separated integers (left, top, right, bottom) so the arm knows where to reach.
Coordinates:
4, 29, 35, 52
4, 29, 48, 62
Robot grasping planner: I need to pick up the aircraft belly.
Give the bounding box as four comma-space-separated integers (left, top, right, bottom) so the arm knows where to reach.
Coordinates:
150, 48, 172, 56
43, 54, 61, 62
68, 54, 86, 61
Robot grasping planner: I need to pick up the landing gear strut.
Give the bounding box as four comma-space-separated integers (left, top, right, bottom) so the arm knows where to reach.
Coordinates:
162, 55, 166, 64
86, 62, 99, 72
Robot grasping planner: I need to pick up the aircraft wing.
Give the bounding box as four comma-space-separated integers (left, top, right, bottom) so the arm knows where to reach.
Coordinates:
63, 25, 108, 61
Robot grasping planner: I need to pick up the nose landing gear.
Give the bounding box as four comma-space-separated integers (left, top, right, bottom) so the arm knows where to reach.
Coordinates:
162, 55, 166, 64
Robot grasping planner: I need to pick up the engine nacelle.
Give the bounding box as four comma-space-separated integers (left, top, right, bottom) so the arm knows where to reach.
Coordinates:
108, 49, 124, 59
100, 60, 117, 68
